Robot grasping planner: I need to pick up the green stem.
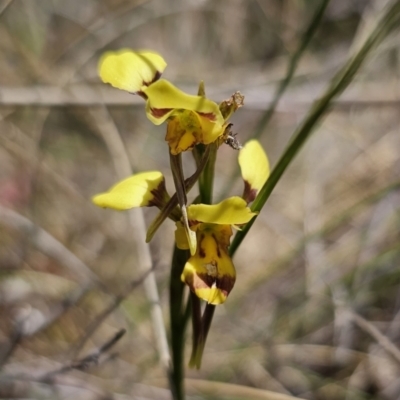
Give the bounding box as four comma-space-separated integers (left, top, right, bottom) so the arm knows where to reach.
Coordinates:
195, 304, 216, 369
169, 245, 190, 400
188, 292, 202, 368
170, 153, 187, 208
196, 143, 217, 205
187, 142, 219, 368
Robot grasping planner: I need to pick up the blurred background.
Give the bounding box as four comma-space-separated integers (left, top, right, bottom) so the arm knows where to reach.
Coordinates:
1, 0, 400, 399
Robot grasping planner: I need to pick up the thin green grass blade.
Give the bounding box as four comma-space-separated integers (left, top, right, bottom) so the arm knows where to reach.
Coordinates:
230, 0, 400, 257
219, 0, 331, 201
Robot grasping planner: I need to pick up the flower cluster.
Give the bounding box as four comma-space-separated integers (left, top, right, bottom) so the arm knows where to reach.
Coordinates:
93, 49, 269, 305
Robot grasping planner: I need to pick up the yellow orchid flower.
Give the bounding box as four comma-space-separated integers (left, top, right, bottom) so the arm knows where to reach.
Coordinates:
176, 197, 257, 305
92, 171, 170, 210
239, 139, 270, 203
98, 49, 242, 155
146, 80, 225, 155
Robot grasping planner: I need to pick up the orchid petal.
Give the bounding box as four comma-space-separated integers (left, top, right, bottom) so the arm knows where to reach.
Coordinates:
98, 49, 166, 93
239, 140, 269, 202
92, 171, 165, 210
187, 196, 256, 225
181, 229, 235, 305
165, 110, 224, 154
143, 79, 224, 126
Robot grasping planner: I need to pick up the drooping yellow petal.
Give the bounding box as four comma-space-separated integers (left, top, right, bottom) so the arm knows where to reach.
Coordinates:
187, 197, 257, 225
239, 140, 269, 202
92, 171, 165, 210
98, 49, 167, 93
143, 79, 225, 127
181, 230, 235, 305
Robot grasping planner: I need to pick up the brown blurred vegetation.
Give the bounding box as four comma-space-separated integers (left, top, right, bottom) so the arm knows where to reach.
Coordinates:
0, 0, 400, 399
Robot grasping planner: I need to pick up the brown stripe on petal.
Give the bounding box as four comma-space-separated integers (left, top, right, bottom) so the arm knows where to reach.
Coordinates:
149, 178, 168, 208
142, 71, 163, 87
243, 180, 258, 204
188, 220, 200, 227
150, 70, 163, 84
136, 91, 148, 99
151, 107, 173, 118
187, 271, 216, 291
212, 233, 221, 258
217, 274, 235, 297
198, 233, 206, 258
197, 111, 217, 122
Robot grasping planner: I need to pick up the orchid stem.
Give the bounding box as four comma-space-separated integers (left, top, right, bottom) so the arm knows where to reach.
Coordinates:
169, 245, 190, 400
170, 153, 187, 208
147, 146, 211, 243
196, 143, 217, 205
189, 303, 216, 369
186, 142, 218, 369
189, 292, 202, 368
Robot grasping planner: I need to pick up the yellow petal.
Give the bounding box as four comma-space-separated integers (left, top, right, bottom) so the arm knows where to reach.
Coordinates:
98, 49, 167, 93
196, 286, 227, 305
187, 197, 257, 225
201, 224, 232, 248
175, 222, 190, 250
239, 140, 269, 199
181, 231, 236, 305
165, 110, 224, 154
92, 171, 164, 210
143, 79, 224, 126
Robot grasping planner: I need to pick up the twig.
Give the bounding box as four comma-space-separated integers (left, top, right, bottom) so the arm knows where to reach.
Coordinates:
350, 311, 400, 366
0, 331, 21, 370
0, 329, 125, 398
62, 1, 208, 84
0, 285, 90, 369
40, 328, 126, 382
3, 82, 400, 109
0, 205, 99, 285
72, 266, 154, 357
87, 106, 171, 370
185, 378, 307, 400
0, 117, 102, 217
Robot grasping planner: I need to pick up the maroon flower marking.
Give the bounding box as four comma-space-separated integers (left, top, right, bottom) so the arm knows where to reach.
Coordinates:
151, 107, 173, 118
197, 111, 217, 122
